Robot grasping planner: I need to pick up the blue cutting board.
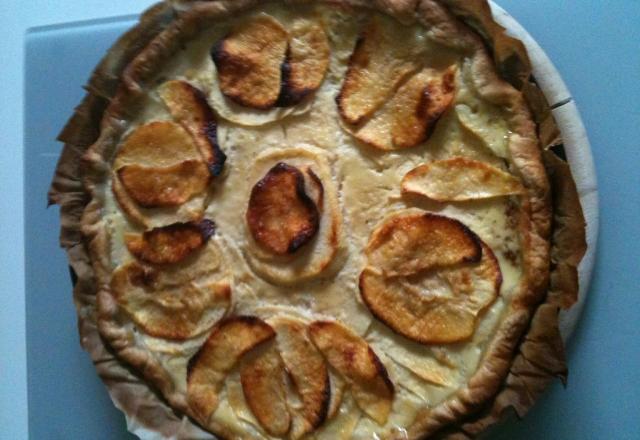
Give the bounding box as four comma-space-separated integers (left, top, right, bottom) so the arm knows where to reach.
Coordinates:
24, 16, 138, 440
23, 5, 634, 439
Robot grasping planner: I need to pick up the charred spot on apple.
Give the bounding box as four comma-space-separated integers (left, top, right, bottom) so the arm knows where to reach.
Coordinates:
125, 219, 216, 265
247, 162, 320, 255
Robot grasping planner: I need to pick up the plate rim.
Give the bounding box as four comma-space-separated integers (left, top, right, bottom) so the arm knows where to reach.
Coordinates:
491, 1, 599, 342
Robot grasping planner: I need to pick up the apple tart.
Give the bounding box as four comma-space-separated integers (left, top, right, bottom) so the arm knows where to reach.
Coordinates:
50, 0, 587, 438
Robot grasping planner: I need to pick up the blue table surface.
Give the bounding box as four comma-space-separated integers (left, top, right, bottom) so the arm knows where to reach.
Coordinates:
21, 2, 640, 440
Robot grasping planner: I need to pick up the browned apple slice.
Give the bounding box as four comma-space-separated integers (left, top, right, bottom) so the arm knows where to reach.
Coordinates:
360, 243, 502, 344
124, 219, 216, 265
271, 317, 330, 437
361, 270, 473, 344
391, 66, 456, 148
111, 262, 231, 340
187, 316, 275, 423
117, 160, 210, 208
308, 321, 394, 425
159, 80, 226, 176
243, 146, 342, 285
240, 343, 291, 436
365, 213, 481, 277
348, 67, 456, 150
337, 16, 420, 125
212, 14, 288, 109
113, 120, 201, 169
401, 157, 524, 202
147, 239, 224, 287
113, 120, 210, 210
276, 18, 331, 107
246, 162, 320, 255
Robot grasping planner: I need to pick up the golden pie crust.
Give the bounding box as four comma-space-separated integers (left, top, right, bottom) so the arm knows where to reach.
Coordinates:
49, 0, 587, 438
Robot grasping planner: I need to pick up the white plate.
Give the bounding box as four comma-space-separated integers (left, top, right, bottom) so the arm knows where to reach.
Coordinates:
491, 2, 599, 342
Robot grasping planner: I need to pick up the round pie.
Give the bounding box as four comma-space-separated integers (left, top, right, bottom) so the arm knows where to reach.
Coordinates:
50, 0, 587, 438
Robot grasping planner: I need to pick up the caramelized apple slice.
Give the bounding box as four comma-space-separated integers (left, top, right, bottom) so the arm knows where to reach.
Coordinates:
148, 239, 224, 287
113, 120, 210, 209
247, 162, 320, 255
401, 157, 524, 202
117, 160, 210, 208
187, 317, 275, 423
240, 343, 291, 436
159, 80, 226, 176
124, 219, 216, 265
111, 262, 231, 340
113, 120, 200, 169
276, 18, 331, 107
359, 279, 471, 346
212, 14, 288, 109
360, 243, 502, 344
365, 213, 481, 277
271, 317, 330, 437
308, 321, 394, 425
353, 67, 456, 150
243, 146, 342, 285
337, 16, 420, 125
391, 66, 456, 148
